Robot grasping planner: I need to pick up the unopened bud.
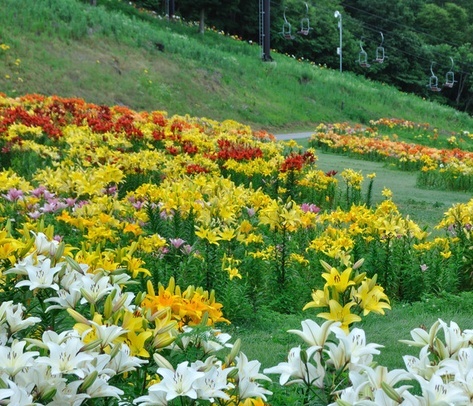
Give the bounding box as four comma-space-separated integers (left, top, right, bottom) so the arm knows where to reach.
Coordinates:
80, 339, 102, 353
40, 387, 57, 402
300, 348, 308, 364
381, 381, 402, 403
153, 353, 174, 370
67, 308, 91, 324
79, 370, 98, 392
225, 338, 241, 367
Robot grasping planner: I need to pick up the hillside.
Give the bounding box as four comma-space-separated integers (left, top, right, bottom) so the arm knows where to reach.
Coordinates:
1, 0, 473, 134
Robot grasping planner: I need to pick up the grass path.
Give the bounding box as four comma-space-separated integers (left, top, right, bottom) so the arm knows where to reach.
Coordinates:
315, 151, 472, 230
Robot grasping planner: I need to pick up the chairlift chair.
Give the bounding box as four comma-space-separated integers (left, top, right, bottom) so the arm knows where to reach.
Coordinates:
358, 40, 370, 68
282, 8, 294, 39
298, 2, 311, 35
429, 62, 442, 92
443, 57, 456, 88
374, 32, 385, 63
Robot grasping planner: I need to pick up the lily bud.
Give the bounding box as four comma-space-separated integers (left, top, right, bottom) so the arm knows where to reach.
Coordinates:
64, 256, 86, 274
381, 381, 403, 403
39, 387, 57, 403
80, 339, 103, 353
67, 308, 91, 324
109, 342, 122, 359
300, 348, 308, 364
225, 338, 241, 367
79, 370, 98, 392
155, 320, 177, 335
103, 294, 113, 319
153, 353, 174, 370
54, 242, 65, 262
352, 258, 365, 270
153, 334, 176, 349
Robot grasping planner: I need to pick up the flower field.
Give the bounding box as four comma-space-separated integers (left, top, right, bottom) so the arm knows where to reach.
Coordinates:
311, 119, 473, 192
2, 93, 473, 404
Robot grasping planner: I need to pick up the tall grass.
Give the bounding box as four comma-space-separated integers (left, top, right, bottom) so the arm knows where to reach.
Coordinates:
1, 0, 473, 132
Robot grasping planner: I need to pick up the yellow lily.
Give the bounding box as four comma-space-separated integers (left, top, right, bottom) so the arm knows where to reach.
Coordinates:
318, 300, 361, 333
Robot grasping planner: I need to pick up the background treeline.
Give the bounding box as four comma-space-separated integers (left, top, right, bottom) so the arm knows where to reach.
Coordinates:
114, 0, 473, 115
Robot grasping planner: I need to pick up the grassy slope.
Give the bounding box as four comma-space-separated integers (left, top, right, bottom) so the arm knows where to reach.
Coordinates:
1, 0, 473, 134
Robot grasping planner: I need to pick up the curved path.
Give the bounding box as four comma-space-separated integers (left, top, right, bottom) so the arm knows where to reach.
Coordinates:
274, 132, 472, 229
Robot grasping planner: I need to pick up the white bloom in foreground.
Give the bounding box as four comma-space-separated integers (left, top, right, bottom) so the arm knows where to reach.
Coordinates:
439, 319, 472, 357
0, 340, 39, 377
47, 380, 89, 406
194, 365, 235, 401
106, 344, 147, 375
415, 374, 469, 405
45, 282, 83, 311
151, 361, 205, 401
15, 257, 63, 291
36, 337, 94, 378
33, 231, 60, 256
80, 275, 113, 305
86, 375, 124, 399
0, 388, 14, 402
2, 302, 41, 334
238, 377, 272, 401
264, 345, 324, 387
3, 380, 34, 405
287, 319, 338, 347
236, 352, 272, 401
133, 388, 168, 405
403, 346, 437, 380
330, 326, 383, 369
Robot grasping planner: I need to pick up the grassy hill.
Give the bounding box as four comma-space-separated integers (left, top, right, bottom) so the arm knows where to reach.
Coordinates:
2, 0, 473, 134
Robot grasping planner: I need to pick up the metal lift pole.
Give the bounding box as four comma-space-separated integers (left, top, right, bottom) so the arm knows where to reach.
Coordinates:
261, 0, 271, 61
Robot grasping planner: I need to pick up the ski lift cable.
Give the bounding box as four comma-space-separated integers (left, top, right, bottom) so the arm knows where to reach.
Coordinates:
358, 23, 472, 73
341, 3, 464, 50
271, 2, 472, 75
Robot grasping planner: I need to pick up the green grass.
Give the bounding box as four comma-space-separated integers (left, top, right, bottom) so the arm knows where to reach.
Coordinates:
224, 292, 473, 373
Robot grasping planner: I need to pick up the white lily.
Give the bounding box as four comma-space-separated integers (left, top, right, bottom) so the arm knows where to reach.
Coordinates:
0, 340, 39, 377
236, 352, 272, 383
415, 373, 469, 405
35, 337, 94, 378
287, 319, 338, 347
133, 388, 168, 405
15, 257, 63, 291
79, 275, 113, 305
105, 344, 147, 375
194, 365, 235, 401
264, 345, 324, 387
4, 302, 41, 334
152, 361, 205, 401
85, 375, 124, 399
403, 346, 438, 380
237, 377, 272, 401
32, 231, 60, 256
331, 326, 383, 367
439, 319, 471, 357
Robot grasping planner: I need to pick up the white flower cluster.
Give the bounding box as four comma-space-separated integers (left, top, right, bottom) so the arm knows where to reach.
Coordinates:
134, 326, 272, 405
265, 318, 473, 405
0, 232, 145, 404
0, 302, 146, 405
